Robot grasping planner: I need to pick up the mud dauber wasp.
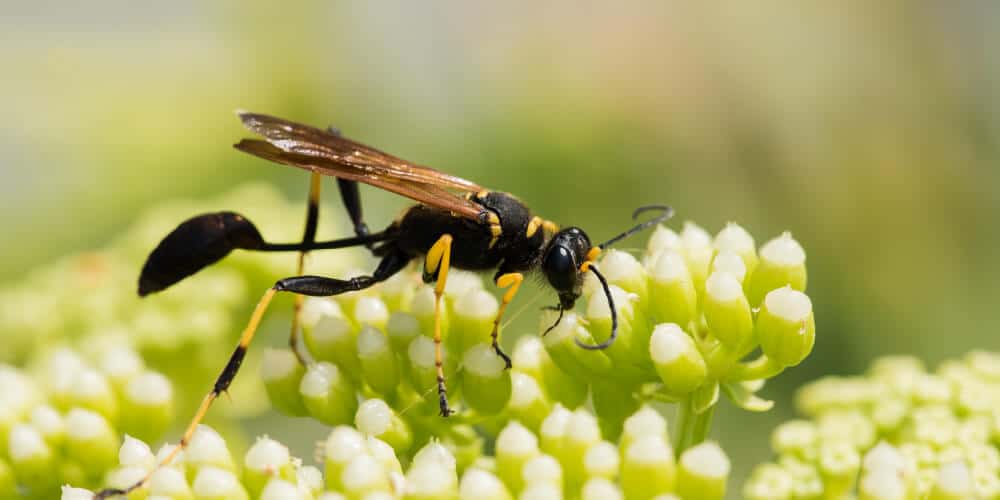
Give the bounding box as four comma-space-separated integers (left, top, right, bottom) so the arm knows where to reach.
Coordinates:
95, 112, 671, 499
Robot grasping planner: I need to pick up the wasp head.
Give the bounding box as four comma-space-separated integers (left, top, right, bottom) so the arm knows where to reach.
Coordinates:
541, 227, 595, 310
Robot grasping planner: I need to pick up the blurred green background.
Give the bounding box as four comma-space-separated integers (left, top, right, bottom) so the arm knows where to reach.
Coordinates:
4, 1, 999, 491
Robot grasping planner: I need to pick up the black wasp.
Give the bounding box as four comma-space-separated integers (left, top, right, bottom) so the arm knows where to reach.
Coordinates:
96, 111, 670, 499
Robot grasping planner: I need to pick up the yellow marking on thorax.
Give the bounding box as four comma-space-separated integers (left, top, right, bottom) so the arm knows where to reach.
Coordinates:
542, 220, 560, 235
526, 216, 543, 238
476, 189, 491, 200
485, 212, 502, 248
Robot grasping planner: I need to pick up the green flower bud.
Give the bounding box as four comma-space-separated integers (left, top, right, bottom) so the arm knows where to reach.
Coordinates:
930, 461, 974, 500
261, 478, 310, 500
521, 454, 562, 489
871, 398, 910, 434
97, 345, 145, 392
302, 299, 362, 381
300, 361, 358, 426
743, 464, 793, 500
561, 409, 603, 488
358, 326, 401, 396
260, 348, 309, 417
860, 442, 915, 500
769, 420, 817, 460
387, 312, 421, 354
585, 286, 653, 382
69, 368, 119, 423
192, 466, 249, 500
600, 250, 649, 298
506, 372, 553, 432
818, 441, 860, 497
355, 399, 413, 455
495, 421, 540, 494
680, 221, 713, 300
148, 465, 193, 500
713, 223, 758, 278
621, 436, 676, 500
30, 404, 65, 450
581, 477, 623, 500
755, 286, 815, 367
243, 436, 295, 498
646, 250, 698, 328
620, 406, 668, 457
703, 271, 753, 353
342, 453, 393, 499
324, 426, 366, 491
747, 232, 806, 307
676, 441, 730, 500
649, 323, 708, 397
185, 425, 236, 474
818, 411, 876, 451
538, 405, 572, 459
512, 335, 586, 410
355, 295, 390, 330
119, 434, 155, 469
540, 311, 612, 382
645, 225, 681, 258
120, 371, 174, 442
405, 442, 459, 500
518, 482, 562, 500
462, 343, 512, 415
583, 441, 619, 480
450, 289, 499, 356
105, 465, 148, 498
966, 350, 1000, 382
459, 468, 512, 500
709, 251, 747, 285
8, 423, 58, 494
65, 408, 119, 476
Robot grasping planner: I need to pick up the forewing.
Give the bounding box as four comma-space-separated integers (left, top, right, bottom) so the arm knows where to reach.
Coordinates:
238, 112, 482, 192
234, 140, 485, 221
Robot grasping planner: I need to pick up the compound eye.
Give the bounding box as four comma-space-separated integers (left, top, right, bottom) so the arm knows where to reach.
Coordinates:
543, 245, 576, 292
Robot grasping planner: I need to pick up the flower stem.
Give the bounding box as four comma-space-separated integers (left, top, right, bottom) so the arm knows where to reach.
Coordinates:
674, 395, 717, 458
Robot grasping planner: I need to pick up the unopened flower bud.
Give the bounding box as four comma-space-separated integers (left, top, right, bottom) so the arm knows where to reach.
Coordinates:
747, 232, 806, 307
703, 272, 753, 351
462, 343, 512, 415
756, 287, 815, 367
677, 441, 730, 500
121, 371, 174, 442
357, 325, 400, 396
714, 223, 758, 277
621, 436, 676, 499
185, 425, 235, 473
303, 301, 362, 381
459, 468, 512, 500
494, 422, 538, 494
581, 477, 623, 500
646, 250, 698, 328
356, 399, 413, 454
506, 372, 553, 432
65, 408, 119, 475
583, 441, 619, 480
243, 436, 295, 497
192, 466, 249, 500
300, 361, 358, 426
260, 347, 309, 417
649, 323, 707, 397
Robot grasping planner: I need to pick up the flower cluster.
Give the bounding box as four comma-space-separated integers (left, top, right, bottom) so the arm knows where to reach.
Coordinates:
745, 351, 1000, 499
0, 345, 173, 498
540, 222, 812, 449
67, 404, 732, 500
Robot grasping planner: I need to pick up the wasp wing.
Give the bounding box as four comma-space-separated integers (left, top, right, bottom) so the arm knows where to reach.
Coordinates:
234, 139, 485, 221
237, 112, 482, 192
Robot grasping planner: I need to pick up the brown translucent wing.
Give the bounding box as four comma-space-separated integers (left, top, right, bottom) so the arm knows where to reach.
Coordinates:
238, 112, 482, 192
234, 139, 485, 221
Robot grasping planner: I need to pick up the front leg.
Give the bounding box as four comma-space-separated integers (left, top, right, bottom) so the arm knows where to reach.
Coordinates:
489, 269, 523, 369
424, 234, 455, 417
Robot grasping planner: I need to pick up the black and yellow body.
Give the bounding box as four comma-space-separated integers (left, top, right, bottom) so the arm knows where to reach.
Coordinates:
95, 111, 671, 499
385, 191, 551, 276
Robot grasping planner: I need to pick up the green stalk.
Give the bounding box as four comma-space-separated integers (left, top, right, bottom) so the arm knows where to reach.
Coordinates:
691, 404, 716, 446
673, 397, 694, 458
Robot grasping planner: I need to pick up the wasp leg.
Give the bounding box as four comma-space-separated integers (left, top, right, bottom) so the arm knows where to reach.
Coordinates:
288, 172, 324, 365
489, 271, 522, 369
325, 126, 372, 244
96, 251, 409, 500
423, 234, 454, 417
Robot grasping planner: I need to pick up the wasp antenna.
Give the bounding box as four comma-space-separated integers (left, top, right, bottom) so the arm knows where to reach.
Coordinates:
598, 204, 674, 249
574, 266, 618, 350
138, 212, 265, 296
